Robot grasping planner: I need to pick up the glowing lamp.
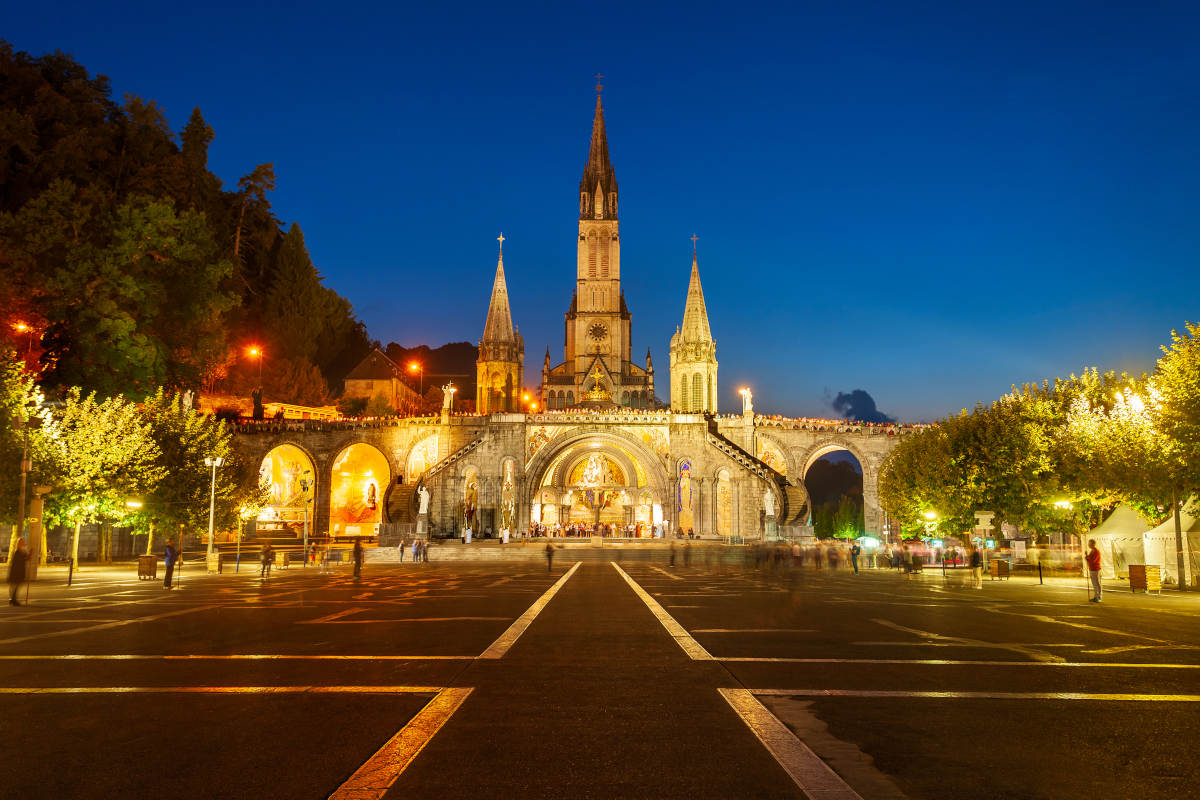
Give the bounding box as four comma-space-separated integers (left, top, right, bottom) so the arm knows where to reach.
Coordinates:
923, 511, 937, 521
13, 322, 30, 333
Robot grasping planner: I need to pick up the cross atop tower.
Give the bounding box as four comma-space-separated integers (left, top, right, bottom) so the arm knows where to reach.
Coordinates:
497, 232, 505, 255
594, 73, 604, 94
690, 233, 698, 254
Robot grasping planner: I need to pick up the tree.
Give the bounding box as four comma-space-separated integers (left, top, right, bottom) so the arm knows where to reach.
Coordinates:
135, 389, 265, 552
0, 346, 57, 560
42, 389, 164, 562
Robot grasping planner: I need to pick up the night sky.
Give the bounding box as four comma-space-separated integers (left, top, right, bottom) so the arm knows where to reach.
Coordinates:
8, 1, 1198, 421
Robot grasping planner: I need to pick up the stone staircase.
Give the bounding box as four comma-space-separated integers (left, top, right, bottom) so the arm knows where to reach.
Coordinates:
705, 422, 808, 525
422, 437, 485, 482
387, 484, 417, 523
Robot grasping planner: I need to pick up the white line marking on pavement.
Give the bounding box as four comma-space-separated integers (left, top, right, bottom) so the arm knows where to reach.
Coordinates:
0, 685, 444, 694
648, 565, 684, 581
478, 562, 581, 659
0, 654, 475, 661
696, 629, 816, 634
0, 604, 224, 645
612, 563, 713, 661
720, 657, 1200, 668
328, 687, 473, 800
872, 618, 1064, 663
751, 689, 1200, 702
719, 688, 864, 800
301, 607, 368, 624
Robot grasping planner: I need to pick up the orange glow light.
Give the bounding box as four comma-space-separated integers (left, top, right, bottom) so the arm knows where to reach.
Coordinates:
13, 322, 30, 333
247, 346, 262, 358
408, 362, 420, 372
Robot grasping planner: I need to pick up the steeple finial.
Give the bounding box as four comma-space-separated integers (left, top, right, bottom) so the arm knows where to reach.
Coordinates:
580, 84, 618, 219
594, 72, 604, 95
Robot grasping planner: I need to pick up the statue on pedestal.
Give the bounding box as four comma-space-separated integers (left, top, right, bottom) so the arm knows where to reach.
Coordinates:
417, 485, 430, 515
763, 488, 776, 518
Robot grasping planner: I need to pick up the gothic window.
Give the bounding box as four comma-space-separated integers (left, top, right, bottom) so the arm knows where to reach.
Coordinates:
594, 186, 603, 219
621, 391, 629, 406
679, 376, 688, 410
580, 193, 588, 217
588, 234, 598, 277
608, 193, 617, 217
692, 373, 703, 412
709, 376, 714, 413
566, 391, 575, 406
600, 235, 609, 277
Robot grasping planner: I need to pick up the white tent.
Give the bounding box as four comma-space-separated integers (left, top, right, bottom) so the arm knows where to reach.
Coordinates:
1087, 505, 1151, 579
1144, 504, 1200, 586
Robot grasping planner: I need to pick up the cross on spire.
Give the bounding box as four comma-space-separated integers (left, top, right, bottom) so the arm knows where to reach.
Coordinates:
690, 233, 698, 254
497, 232, 505, 255
594, 73, 604, 94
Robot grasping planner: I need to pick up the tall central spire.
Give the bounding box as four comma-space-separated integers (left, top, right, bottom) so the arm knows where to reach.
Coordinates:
579, 90, 618, 219
482, 234, 515, 343
680, 251, 713, 342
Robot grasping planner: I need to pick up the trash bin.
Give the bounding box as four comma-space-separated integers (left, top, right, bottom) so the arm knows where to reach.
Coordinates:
138, 555, 158, 580
990, 559, 1010, 580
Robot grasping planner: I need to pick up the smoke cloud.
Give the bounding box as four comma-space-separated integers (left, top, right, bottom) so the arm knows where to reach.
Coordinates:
830, 389, 895, 423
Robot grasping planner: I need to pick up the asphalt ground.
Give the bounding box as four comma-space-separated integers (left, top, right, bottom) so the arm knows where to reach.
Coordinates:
2, 556, 1198, 799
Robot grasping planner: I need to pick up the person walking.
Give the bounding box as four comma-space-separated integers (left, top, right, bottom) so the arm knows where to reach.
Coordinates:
352, 538, 364, 578
669, 540, 677, 567
545, 541, 555, 573
850, 543, 861, 574
412, 538, 419, 563
260, 542, 274, 577
969, 546, 984, 589
163, 537, 178, 589
901, 545, 913, 580
1086, 538, 1103, 602
421, 539, 429, 563
8, 538, 29, 606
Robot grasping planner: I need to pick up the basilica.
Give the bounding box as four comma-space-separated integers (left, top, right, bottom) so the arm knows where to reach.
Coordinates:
235, 94, 912, 543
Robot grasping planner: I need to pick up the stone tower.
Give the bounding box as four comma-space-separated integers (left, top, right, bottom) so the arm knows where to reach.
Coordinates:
476, 236, 524, 413
541, 91, 653, 410
669, 246, 718, 413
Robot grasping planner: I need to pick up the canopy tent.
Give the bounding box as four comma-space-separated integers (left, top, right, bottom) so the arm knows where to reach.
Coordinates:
1087, 505, 1151, 580
1144, 503, 1200, 586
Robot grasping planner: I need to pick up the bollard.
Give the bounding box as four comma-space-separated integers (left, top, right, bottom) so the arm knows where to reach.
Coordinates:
67, 557, 74, 586
1038, 561, 1043, 585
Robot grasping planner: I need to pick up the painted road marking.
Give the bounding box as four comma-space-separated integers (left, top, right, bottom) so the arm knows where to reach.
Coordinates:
648, 565, 684, 581
0, 604, 224, 645
752, 689, 1200, 701
328, 687, 473, 800
720, 657, 1200, 668
720, 688, 864, 800
0, 654, 475, 661
478, 562, 581, 659
696, 629, 816, 634
0, 685, 444, 694
613, 563, 713, 661
872, 618, 1064, 663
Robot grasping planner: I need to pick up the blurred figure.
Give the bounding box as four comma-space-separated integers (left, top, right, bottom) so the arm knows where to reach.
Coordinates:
902, 545, 913, 580
1086, 538, 1102, 602
970, 546, 983, 589
163, 537, 178, 589
545, 541, 556, 572
850, 542, 861, 574
669, 541, 677, 567
261, 542, 274, 577
8, 538, 29, 606
353, 538, 364, 578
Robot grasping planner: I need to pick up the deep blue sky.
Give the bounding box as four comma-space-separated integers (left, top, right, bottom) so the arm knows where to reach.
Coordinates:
9, 1, 1199, 421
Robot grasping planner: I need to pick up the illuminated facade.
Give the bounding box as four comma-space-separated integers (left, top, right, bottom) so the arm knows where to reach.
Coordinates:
235, 94, 916, 542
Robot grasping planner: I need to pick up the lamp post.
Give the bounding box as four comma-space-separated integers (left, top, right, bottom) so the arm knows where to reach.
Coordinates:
247, 346, 264, 386
446, 382, 457, 413
13, 321, 34, 365
408, 362, 423, 397
299, 471, 313, 566
204, 456, 224, 571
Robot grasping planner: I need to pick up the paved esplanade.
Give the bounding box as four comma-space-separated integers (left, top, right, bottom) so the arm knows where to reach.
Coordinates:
2, 556, 1199, 798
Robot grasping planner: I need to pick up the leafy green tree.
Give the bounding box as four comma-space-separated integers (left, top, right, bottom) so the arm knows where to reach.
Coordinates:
42, 389, 164, 562
0, 346, 57, 560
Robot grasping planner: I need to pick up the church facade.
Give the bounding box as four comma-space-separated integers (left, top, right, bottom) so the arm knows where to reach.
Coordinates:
233, 95, 917, 543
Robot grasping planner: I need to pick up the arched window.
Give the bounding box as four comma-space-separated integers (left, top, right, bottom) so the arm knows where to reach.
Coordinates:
692, 374, 703, 412
600, 235, 610, 278
588, 234, 598, 278
580, 193, 588, 217
679, 377, 688, 410
566, 391, 575, 406
708, 376, 714, 413
621, 391, 629, 406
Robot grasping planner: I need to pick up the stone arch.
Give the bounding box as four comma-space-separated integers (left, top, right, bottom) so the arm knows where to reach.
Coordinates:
257, 442, 318, 534
799, 439, 871, 478
328, 441, 392, 535
403, 431, 440, 484
524, 426, 669, 502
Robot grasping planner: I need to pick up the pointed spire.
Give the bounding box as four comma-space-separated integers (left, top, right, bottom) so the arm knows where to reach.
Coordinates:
580, 87, 618, 218
679, 242, 713, 342
481, 234, 515, 344
646, 347, 654, 371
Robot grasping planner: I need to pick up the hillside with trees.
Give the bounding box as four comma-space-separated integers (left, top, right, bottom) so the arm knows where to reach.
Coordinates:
0, 42, 375, 404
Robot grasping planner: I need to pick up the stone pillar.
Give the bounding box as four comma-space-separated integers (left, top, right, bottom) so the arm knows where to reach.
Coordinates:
314, 458, 333, 538
862, 466, 882, 538
695, 478, 707, 537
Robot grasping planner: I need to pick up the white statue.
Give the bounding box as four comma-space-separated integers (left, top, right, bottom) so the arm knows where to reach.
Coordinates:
417, 485, 430, 515
741, 388, 754, 415
763, 488, 776, 517
181, 389, 194, 411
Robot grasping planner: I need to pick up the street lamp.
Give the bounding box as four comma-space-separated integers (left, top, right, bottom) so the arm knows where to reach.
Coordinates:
12, 321, 34, 363
446, 382, 457, 413
204, 456, 225, 569
408, 362, 423, 396
247, 345, 264, 386
299, 470, 313, 565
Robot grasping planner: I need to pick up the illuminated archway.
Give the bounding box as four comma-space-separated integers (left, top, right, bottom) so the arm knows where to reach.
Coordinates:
405, 433, 439, 483
258, 444, 315, 534
802, 445, 864, 540
715, 469, 733, 537
329, 443, 391, 535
